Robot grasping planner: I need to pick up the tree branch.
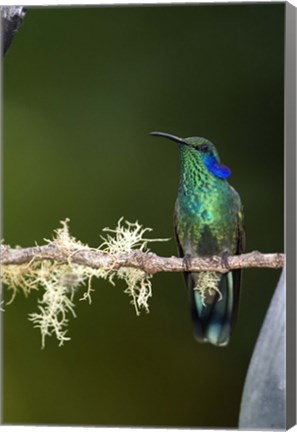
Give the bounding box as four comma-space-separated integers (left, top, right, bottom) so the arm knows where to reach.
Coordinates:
0, 220, 285, 348
0, 243, 285, 274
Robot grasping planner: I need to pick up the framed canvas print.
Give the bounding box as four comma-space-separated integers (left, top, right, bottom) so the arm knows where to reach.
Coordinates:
1, 1, 296, 430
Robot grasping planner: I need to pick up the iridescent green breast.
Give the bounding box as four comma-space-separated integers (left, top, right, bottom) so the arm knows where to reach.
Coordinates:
175, 181, 241, 257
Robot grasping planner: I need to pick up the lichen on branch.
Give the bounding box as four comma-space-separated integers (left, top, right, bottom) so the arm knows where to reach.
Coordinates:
0, 218, 284, 348
1, 219, 168, 347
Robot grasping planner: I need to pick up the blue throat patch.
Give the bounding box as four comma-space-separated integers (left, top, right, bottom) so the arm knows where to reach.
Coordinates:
204, 155, 231, 179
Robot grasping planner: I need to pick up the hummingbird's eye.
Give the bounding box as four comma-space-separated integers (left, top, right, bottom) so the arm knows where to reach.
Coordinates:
199, 144, 210, 153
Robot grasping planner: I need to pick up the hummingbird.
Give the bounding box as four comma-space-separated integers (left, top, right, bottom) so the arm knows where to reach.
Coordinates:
150, 131, 245, 346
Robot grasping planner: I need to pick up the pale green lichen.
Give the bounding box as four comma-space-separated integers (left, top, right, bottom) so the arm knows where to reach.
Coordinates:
194, 271, 223, 307
1, 218, 168, 348
99, 218, 167, 315
28, 262, 79, 348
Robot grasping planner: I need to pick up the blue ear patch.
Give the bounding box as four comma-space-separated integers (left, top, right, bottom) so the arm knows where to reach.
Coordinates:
204, 155, 231, 179
209, 162, 231, 178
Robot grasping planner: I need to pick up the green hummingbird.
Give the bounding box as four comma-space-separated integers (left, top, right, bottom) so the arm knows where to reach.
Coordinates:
151, 131, 245, 346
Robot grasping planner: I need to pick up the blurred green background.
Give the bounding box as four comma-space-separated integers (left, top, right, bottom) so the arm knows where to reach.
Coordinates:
3, 3, 284, 428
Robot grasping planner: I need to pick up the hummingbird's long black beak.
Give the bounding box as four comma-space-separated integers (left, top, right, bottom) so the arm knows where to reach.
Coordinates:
150, 131, 187, 146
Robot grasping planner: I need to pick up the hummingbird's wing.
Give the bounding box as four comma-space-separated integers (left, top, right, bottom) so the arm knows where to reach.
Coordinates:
236, 210, 246, 254
230, 209, 245, 326
174, 222, 209, 342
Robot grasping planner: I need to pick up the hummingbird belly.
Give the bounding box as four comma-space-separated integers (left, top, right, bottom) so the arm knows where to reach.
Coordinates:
175, 194, 238, 258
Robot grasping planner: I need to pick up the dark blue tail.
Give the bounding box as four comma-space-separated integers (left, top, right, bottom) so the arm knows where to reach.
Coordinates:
188, 270, 241, 346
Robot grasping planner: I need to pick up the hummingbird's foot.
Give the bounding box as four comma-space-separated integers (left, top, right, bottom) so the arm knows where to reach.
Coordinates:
221, 251, 231, 270
183, 254, 192, 271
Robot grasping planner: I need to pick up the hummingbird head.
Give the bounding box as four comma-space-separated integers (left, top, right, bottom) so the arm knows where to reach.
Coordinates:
150, 131, 231, 179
